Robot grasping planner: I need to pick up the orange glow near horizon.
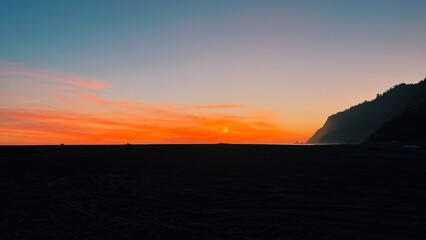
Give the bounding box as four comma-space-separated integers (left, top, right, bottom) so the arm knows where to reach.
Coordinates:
0, 105, 303, 145
0, 62, 309, 145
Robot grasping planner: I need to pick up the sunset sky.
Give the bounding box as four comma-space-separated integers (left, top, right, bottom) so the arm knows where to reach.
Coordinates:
1, 0, 425, 144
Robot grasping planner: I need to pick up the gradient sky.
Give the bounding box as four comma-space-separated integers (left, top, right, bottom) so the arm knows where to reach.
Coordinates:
1, 0, 426, 144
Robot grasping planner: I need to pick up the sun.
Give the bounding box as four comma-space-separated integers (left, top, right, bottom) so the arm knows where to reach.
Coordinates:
222, 127, 229, 133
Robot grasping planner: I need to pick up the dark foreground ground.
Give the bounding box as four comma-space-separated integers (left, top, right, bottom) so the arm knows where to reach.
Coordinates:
1, 143, 426, 240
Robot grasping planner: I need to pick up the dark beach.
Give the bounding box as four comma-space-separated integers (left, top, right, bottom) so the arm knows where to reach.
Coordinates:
1, 144, 425, 239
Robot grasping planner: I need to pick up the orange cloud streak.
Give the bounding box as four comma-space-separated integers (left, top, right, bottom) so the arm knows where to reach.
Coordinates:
196, 104, 246, 109
0, 103, 298, 145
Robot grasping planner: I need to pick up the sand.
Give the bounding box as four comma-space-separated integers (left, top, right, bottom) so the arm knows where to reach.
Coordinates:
1, 144, 425, 239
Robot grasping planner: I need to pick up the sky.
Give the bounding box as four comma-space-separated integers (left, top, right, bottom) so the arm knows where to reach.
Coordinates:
1, 0, 425, 144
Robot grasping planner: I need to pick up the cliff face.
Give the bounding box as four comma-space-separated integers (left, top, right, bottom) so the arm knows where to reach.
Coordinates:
308, 78, 426, 144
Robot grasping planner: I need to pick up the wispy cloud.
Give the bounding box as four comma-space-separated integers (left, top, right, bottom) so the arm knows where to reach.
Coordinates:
0, 90, 296, 144
0, 105, 295, 145
0, 61, 113, 89
196, 104, 246, 109
0, 61, 303, 144
80, 94, 113, 105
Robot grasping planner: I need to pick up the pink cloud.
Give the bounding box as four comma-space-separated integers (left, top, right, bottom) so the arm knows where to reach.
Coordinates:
0, 61, 113, 90
80, 94, 113, 105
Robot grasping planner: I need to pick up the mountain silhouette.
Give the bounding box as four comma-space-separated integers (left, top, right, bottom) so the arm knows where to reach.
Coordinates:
308, 77, 426, 144
366, 100, 426, 143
